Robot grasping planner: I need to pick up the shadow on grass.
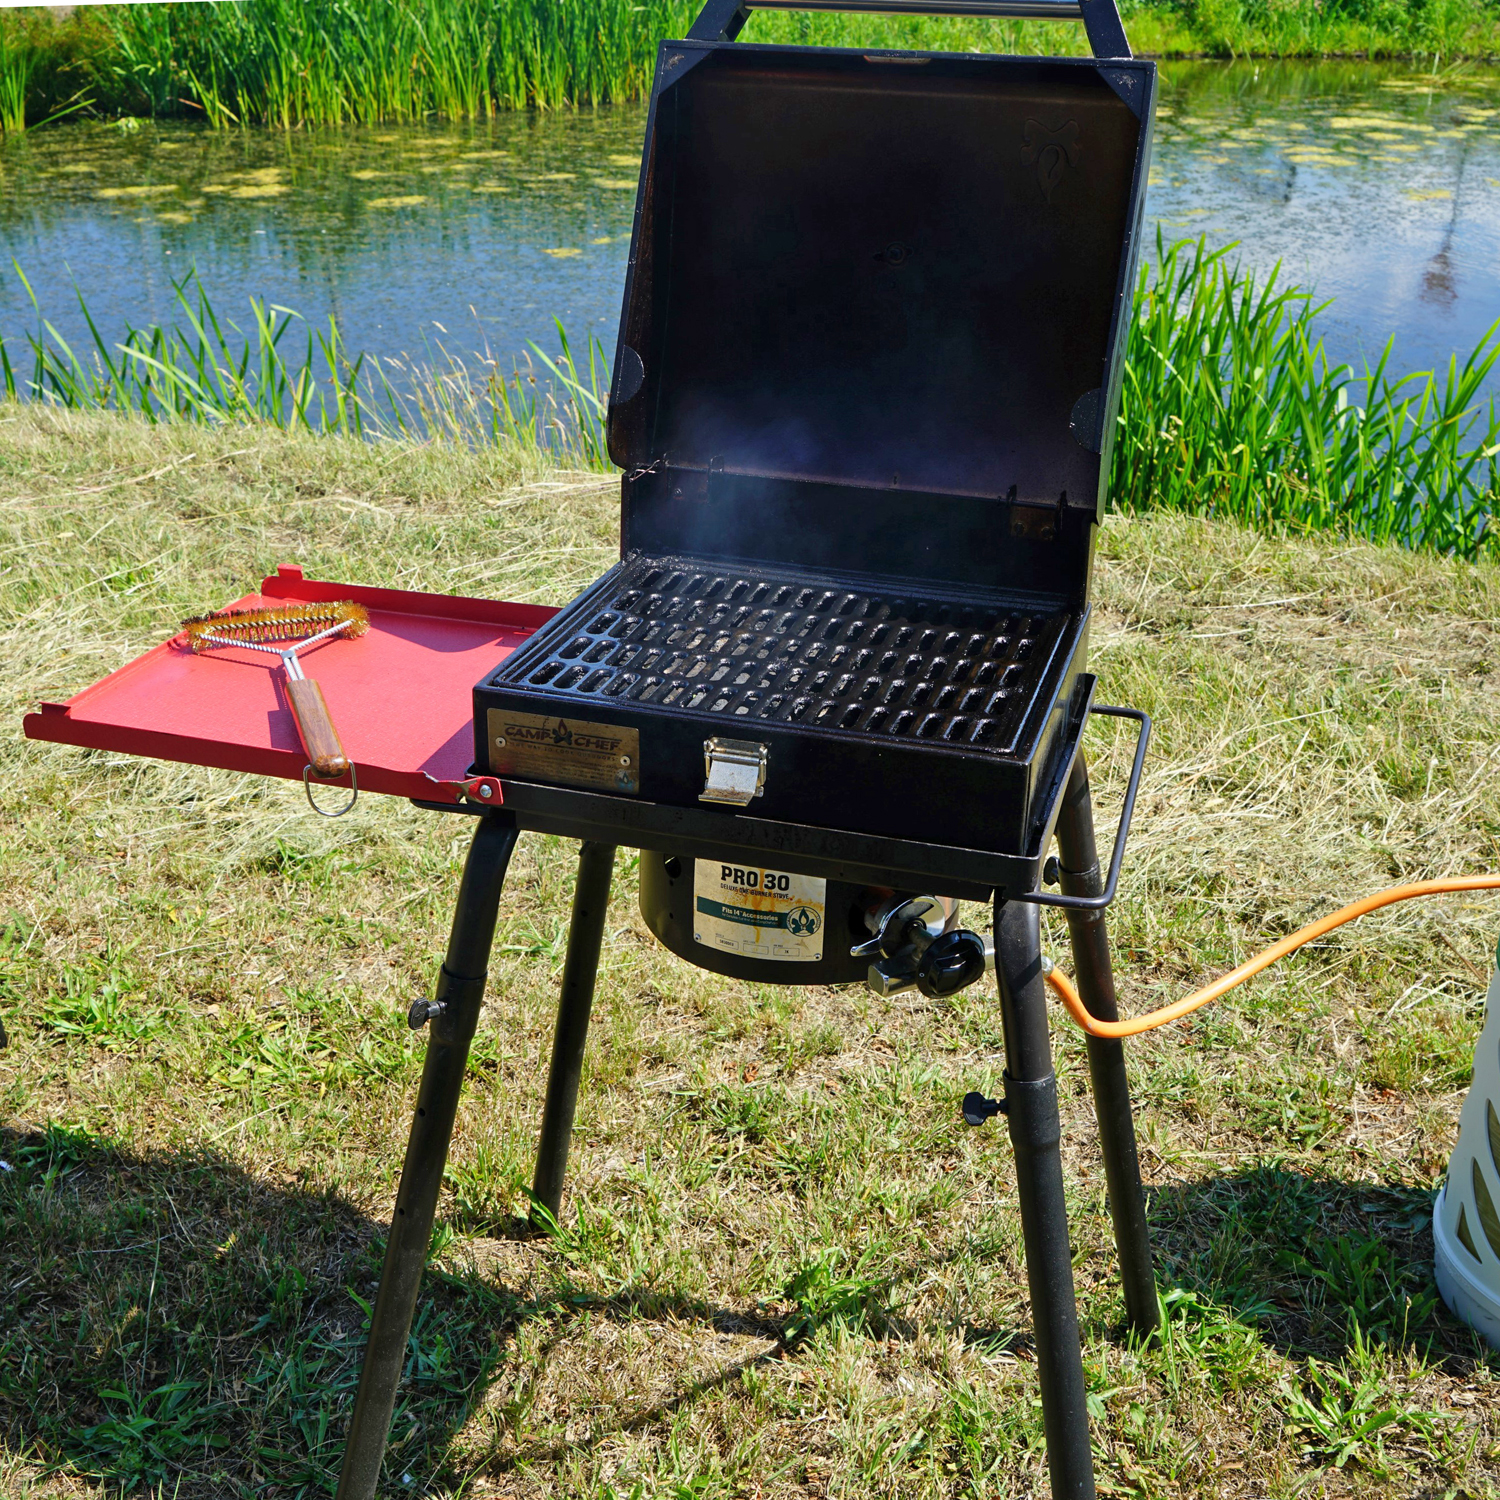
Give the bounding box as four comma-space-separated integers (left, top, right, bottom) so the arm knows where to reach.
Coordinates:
1, 1121, 900, 1498
1148, 1162, 1498, 1370
31, 1123, 1464, 1495
1, 1120, 479, 1496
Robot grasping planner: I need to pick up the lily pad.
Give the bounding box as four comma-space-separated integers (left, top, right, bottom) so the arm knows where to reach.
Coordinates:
96, 185, 178, 200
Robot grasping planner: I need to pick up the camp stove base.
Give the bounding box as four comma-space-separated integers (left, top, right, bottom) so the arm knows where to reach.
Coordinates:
333, 753, 1157, 1500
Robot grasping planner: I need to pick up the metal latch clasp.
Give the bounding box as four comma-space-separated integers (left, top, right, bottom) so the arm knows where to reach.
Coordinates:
700, 737, 767, 806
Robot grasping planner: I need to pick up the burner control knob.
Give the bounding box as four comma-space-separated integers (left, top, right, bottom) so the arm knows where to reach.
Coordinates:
916, 929, 993, 999
851, 894, 954, 961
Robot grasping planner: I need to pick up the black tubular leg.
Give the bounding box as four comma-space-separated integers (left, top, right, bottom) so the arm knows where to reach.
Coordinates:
995, 898, 1096, 1500
1053, 755, 1159, 1339
335, 813, 519, 1500
530, 841, 617, 1224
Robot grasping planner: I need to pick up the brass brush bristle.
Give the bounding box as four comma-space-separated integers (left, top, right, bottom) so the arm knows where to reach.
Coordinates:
182, 600, 370, 652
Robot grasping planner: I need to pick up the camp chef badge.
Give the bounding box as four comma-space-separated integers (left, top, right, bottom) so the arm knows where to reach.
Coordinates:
488, 710, 639, 793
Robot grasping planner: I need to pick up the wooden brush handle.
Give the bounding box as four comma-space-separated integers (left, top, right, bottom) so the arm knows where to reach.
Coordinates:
286, 678, 351, 778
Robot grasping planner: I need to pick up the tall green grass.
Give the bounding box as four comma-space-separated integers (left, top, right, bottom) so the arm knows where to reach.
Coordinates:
0, 9, 101, 133
0, 31, 38, 133
2, 239, 1497, 557
1114, 237, 1500, 558
102, 0, 704, 125
101, 1, 1500, 127
2, 1, 1497, 131
0, 264, 611, 467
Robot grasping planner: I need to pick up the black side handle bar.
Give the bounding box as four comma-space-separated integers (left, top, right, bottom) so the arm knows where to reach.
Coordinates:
1015, 703, 1150, 913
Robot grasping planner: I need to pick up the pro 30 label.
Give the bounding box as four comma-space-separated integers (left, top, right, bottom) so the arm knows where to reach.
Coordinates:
693, 862, 825, 962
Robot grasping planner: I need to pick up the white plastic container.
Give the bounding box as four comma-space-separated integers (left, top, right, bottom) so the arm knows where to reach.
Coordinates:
1434, 949, 1500, 1348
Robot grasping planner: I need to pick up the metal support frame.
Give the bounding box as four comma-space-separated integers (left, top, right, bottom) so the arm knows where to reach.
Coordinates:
335, 812, 519, 1500
995, 897, 1096, 1500
339, 751, 1156, 1498
1053, 754, 1159, 1338
530, 842, 618, 1223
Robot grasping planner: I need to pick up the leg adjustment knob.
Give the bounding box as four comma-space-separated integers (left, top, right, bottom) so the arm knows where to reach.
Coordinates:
407, 998, 445, 1030
962, 1090, 1007, 1126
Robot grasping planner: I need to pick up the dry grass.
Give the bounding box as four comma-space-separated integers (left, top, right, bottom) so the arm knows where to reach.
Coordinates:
2, 404, 1500, 1498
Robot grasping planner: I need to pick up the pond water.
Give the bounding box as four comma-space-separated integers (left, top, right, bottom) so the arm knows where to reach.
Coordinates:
0, 59, 1497, 400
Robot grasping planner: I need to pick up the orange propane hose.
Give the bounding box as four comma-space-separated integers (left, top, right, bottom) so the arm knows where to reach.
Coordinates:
1045, 874, 1500, 1040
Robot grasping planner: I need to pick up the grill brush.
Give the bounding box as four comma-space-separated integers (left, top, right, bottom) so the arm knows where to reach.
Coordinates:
182, 601, 369, 778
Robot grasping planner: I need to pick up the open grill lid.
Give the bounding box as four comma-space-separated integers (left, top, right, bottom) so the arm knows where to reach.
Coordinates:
605, 20, 1155, 600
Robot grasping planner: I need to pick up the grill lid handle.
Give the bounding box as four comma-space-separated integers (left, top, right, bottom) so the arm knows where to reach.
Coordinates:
686, 0, 1131, 60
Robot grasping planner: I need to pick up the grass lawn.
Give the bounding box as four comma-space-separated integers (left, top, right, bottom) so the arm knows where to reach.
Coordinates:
3, 404, 1500, 1498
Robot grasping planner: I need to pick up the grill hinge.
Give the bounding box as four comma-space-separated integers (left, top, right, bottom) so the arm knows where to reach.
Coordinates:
1008, 492, 1065, 543
667, 457, 725, 504
701, 737, 768, 806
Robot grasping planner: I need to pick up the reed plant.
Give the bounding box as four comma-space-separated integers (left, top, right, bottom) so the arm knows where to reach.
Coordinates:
0, 9, 105, 132
0, 30, 37, 133
1113, 236, 1500, 561
4, 1, 1500, 129
2, 239, 1497, 558
87, 0, 1500, 127
102, 0, 705, 124
0, 263, 612, 467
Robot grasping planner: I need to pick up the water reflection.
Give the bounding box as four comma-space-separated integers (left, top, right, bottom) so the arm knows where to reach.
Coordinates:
1149, 61, 1500, 386
0, 107, 651, 381
0, 59, 1496, 393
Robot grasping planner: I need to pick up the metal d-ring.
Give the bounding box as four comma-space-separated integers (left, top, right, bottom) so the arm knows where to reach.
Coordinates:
304, 761, 358, 818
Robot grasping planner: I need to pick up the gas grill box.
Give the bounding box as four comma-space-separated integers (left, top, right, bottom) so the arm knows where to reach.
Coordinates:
476, 38, 1155, 893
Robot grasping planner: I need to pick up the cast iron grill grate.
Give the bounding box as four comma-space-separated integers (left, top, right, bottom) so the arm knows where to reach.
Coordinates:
493, 558, 1072, 755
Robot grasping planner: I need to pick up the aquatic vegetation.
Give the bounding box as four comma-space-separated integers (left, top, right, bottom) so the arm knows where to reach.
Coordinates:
0, 32, 37, 134
0, 262, 612, 467
2, 240, 1497, 558
0, 9, 101, 132
3, 3, 1499, 130
94, 184, 180, 200
101, 0, 706, 124
1113, 236, 1500, 560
